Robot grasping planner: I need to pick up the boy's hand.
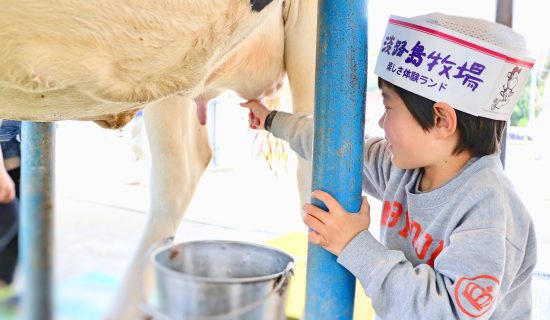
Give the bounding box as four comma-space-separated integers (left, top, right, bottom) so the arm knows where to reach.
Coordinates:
303, 190, 371, 256
240, 100, 271, 130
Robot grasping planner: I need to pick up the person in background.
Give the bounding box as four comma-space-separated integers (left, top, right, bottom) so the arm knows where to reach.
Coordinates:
0, 120, 21, 297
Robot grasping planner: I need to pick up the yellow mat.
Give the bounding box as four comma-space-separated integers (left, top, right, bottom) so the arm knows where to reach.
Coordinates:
266, 232, 376, 319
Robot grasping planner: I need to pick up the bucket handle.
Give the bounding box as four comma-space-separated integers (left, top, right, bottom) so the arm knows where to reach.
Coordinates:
139, 239, 295, 320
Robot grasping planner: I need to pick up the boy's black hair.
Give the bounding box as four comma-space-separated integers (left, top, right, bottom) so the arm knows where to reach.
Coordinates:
378, 78, 506, 157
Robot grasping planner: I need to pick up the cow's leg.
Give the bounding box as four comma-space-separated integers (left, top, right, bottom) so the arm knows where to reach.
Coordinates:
104, 95, 211, 320
284, 0, 318, 217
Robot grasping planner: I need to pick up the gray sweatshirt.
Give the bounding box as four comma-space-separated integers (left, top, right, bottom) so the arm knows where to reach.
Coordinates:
271, 111, 537, 320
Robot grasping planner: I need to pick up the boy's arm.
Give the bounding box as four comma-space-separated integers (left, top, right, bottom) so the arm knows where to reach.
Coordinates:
270, 111, 395, 200
270, 111, 315, 160
336, 215, 536, 319
361, 137, 394, 199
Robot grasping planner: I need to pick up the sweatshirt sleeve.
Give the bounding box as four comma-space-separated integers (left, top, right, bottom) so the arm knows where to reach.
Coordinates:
361, 137, 394, 200
270, 111, 395, 200
270, 111, 315, 160
337, 220, 534, 320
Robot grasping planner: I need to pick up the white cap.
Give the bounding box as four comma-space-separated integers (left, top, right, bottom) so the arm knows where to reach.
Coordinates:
375, 12, 535, 120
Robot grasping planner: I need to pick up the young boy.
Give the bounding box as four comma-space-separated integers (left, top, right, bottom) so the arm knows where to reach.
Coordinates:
242, 12, 537, 319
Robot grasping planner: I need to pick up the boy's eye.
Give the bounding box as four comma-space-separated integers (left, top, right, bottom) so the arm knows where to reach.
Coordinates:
384, 105, 391, 110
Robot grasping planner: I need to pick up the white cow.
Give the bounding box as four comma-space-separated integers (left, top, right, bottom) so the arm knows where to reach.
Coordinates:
0, 1, 318, 318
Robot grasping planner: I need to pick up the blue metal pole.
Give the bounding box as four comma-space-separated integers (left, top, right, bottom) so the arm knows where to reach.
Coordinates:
305, 0, 368, 319
20, 122, 56, 320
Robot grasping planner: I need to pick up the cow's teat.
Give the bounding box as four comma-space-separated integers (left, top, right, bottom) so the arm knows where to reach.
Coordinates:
250, 0, 273, 12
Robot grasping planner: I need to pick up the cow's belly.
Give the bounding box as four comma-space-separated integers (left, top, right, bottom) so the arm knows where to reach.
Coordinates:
0, 86, 149, 121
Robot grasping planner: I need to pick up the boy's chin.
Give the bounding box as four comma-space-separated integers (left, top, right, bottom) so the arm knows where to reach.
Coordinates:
390, 155, 414, 170
389, 154, 401, 167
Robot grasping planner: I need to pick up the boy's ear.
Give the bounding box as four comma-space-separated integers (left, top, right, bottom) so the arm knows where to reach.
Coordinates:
432, 102, 457, 137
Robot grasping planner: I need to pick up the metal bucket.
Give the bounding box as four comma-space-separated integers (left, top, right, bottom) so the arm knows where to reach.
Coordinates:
150, 240, 294, 320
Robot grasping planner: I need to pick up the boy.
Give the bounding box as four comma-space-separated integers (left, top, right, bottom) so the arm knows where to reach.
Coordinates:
242, 12, 537, 319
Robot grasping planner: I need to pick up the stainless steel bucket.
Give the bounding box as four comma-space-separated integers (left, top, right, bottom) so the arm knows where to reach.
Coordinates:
151, 240, 294, 320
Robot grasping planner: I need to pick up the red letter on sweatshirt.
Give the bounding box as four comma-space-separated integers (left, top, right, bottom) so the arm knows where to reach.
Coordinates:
427, 240, 444, 267
387, 201, 403, 228
415, 232, 433, 260
410, 220, 422, 245
398, 211, 410, 238
381, 201, 391, 226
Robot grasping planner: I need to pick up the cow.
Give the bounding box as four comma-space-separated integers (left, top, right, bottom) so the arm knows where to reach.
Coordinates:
0, 1, 318, 318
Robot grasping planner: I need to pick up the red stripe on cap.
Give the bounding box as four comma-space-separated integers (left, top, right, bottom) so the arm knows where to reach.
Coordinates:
389, 18, 534, 69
